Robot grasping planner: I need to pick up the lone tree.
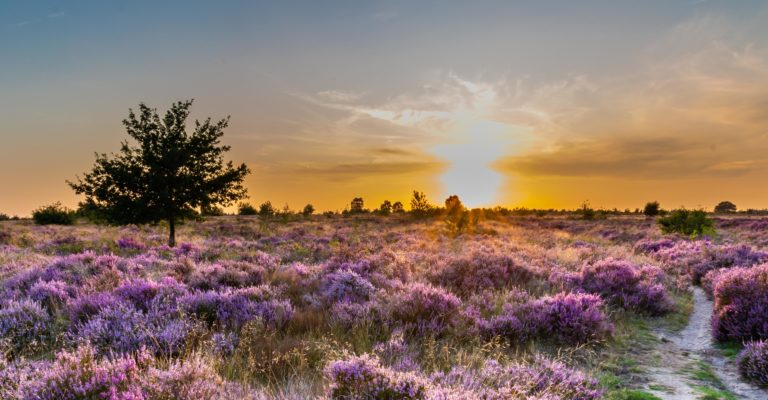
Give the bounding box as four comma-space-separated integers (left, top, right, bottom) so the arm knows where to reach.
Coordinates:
410, 190, 432, 218
350, 197, 365, 213
69, 100, 250, 247
714, 201, 737, 213
643, 201, 661, 217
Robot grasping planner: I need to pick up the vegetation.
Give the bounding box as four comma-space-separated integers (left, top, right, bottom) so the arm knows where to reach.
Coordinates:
69, 100, 250, 246
714, 201, 737, 213
237, 202, 257, 216
31, 202, 75, 225
302, 204, 315, 216
658, 209, 714, 237
643, 201, 660, 217
409, 190, 433, 219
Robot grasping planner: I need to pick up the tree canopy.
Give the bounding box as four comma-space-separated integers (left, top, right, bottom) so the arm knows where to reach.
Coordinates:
69, 100, 250, 246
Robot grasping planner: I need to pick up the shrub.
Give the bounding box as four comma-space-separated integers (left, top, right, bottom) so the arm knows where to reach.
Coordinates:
578, 258, 673, 315
383, 282, 461, 335
237, 202, 257, 216
0, 213, 9, 221
325, 354, 427, 399
302, 203, 315, 216
0, 299, 51, 355
658, 209, 714, 237
484, 292, 613, 345
32, 202, 75, 225
258, 201, 275, 217
714, 201, 737, 213
431, 251, 537, 294
738, 340, 768, 386
321, 269, 376, 304
711, 264, 768, 342
643, 201, 660, 217
28, 279, 72, 311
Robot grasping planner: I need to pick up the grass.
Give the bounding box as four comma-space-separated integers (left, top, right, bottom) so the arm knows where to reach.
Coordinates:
606, 389, 664, 400
684, 361, 737, 400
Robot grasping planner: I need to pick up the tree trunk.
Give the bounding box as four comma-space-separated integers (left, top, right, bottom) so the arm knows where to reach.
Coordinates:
168, 217, 176, 247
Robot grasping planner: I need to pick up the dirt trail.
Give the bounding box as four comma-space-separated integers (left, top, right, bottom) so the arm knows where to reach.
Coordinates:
645, 287, 768, 400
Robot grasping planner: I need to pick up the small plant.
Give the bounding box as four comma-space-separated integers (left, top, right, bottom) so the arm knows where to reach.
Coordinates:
258, 201, 275, 217
738, 340, 768, 386
579, 201, 596, 220
32, 202, 75, 225
237, 202, 257, 216
658, 209, 714, 237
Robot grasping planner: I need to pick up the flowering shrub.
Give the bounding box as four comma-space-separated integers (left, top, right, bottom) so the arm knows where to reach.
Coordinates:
711, 264, 768, 342
738, 340, 768, 387
483, 292, 613, 345
577, 258, 673, 315
382, 282, 461, 335
326, 354, 427, 399
0, 299, 51, 355
28, 279, 72, 310
321, 269, 376, 303
430, 250, 537, 294
180, 288, 293, 330
431, 357, 603, 399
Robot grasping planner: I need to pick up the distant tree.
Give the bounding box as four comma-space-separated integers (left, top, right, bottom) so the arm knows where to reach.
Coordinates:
579, 201, 596, 221
410, 190, 433, 218
378, 200, 392, 215
69, 100, 249, 247
258, 201, 276, 217
350, 197, 365, 213
0, 213, 9, 221
32, 202, 75, 225
238, 202, 257, 215
714, 201, 737, 213
201, 204, 225, 217
643, 201, 661, 217
444, 195, 474, 235
392, 201, 405, 213
302, 204, 315, 216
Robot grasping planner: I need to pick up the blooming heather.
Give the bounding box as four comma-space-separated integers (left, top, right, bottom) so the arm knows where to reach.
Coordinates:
711, 263, 768, 342
738, 340, 768, 387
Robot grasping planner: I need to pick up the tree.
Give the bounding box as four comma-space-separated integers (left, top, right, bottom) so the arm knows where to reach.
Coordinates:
378, 200, 392, 215
238, 203, 257, 215
659, 209, 714, 237
32, 202, 75, 225
302, 204, 315, 216
258, 201, 275, 217
69, 100, 250, 247
410, 190, 432, 218
350, 197, 365, 213
643, 201, 660, 217
714, 201, 737, 213
392, 201, 404, 213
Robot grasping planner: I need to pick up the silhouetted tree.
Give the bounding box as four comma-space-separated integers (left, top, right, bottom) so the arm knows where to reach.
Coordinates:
69, 100, 249, 246
259, 201, 276, 217
714, 201, 737, 213
379, 200, 392, 215
238, 203, 257, 215
392, 201, 404, 213
350, 197, 365, 213
643, 201, 661, 217
410, 190, 432, 218
302, 204, 315, 216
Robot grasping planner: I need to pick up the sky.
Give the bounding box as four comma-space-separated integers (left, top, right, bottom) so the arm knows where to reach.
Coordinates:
2, 0, 768, 215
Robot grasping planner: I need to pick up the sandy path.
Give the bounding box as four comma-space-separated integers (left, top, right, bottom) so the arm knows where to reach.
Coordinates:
645, 287, 768, 400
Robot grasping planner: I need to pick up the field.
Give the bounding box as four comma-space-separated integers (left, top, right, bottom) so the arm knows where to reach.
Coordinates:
1, 214, 768, 399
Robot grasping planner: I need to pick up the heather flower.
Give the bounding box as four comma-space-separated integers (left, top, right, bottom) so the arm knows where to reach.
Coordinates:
142, 357, 223, 399
28, 279, 72, 311
0, 299, 51, 355
430, 250, 537, 294
116, 237, 146, 251
577, 258, 674, 315
382, 282, 462, 335
212, 332, 239, 356
326, 354, 428, 399
711, 263, 768, 342
738, 340, 768, 387
321, 269, 376, 303
67, 292, 122, 324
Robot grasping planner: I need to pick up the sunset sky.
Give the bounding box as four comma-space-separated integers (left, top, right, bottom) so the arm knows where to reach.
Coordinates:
2, 1, 768, 215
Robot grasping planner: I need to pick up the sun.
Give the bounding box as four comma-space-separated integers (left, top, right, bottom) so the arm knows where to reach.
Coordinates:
432, 118, 510, 208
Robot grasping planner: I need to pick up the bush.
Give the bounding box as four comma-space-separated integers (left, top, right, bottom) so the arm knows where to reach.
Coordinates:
711, 264, 768, 342
0, 299, 51, 355
578, 258, 673, 315
325, 354, 427, 399
32, 202, 75, 225
382, 282, 461, 335
0, 213, 10, 221
302, 204, 315, 216
430, 251, 537, 294
738, 340, 768, 386
714, 201, 737, 213
658, 209, 714, 237
643, 201, 660, 217
237, 202, 257, 216
484, 292, 613, 345
321, 269, 376, 304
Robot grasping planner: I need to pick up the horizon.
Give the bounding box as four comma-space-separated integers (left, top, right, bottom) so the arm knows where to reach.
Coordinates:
3, 1, 768, 216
